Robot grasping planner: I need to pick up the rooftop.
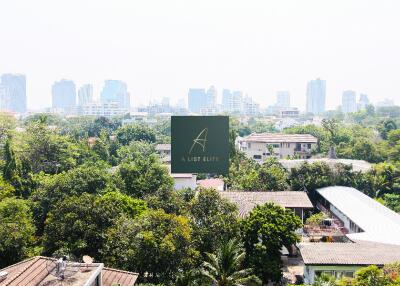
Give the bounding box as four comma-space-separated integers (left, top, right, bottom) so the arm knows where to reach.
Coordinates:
300, 241, 400, 266
197, 178, 224, 189
279, 158, 372, 173
317, 186, 400, 245
155, 144, 171, 151
243, 133, 318, 143
0, 256, 138, 286
220, 191, 313, 217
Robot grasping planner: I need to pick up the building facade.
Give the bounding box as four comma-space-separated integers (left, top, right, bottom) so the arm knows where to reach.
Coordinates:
100, 80, 130, 109
188, 88, 206, 113
52, 79, 76, 111
276, 90, 290, 108
78, 102, 128, 117
358, 94, 369, 111
342, 90, 357, 113
78, 84, 93, 106
237, 133, 318, 162
0, 74, 27, 113
306, 78, 326, 114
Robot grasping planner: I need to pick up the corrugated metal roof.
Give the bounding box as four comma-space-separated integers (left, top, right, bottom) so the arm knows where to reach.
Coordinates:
279, 158, 372, 173
0, 257, 138, 286
317, 186, 400, 245
300, 241, 400, 265
220, 191, 313, 217
244, 133, 318, 143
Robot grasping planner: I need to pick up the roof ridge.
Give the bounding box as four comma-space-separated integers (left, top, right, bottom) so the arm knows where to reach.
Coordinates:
103, 267, 139, 275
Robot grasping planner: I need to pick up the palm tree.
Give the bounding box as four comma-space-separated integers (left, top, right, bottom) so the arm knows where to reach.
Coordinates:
200, 239, 261, 286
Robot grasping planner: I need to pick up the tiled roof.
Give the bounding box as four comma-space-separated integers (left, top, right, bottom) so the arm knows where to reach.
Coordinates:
299, 242, 400, 265
244, 133, 318, 143
197, 178, 224, 189
0, 257, 138, 286
220, 191, 313, 217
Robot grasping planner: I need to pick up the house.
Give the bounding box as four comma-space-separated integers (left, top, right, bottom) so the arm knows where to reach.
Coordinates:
0, 256, 138, 286
299, 241, 400, 284
219, 191, 313, 221
197, 178, 225, 191
237, 133, 318, 162
170, 172, 197, 190
316, 186, 400, 245
155, 144, 171, 164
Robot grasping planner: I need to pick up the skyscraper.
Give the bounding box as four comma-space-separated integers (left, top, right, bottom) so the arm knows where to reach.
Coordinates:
188, 88, 206, 113
100, 80, 130, 109
276, 91, 290, 108
358, 94, 369, 111
206, 85, 217, 107
342, 90, 357, 113
0, 74, 27, 113
306, 78, 326, 114
222, 89, 244, 114
52, 79, 76, 110
78, 84, 93, 106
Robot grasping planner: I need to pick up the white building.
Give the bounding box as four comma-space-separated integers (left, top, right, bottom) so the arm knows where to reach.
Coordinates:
316, 186, 400, 245
170, 173, 197, 190
357, 94, 369, 111
79, 102, 128, 117
342, 90, 357, 113
78, 84, 94, 106
279, 107, 299, 118
237, 133, 318, 162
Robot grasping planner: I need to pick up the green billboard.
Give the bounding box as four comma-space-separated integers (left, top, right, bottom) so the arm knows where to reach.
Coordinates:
171, 116, 229, 174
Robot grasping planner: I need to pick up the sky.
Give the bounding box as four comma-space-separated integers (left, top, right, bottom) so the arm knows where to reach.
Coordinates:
0, 0, 399, 110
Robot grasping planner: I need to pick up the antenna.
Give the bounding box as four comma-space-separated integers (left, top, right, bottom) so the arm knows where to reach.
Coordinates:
81, 255, 93, 272
45, 256, 80, 281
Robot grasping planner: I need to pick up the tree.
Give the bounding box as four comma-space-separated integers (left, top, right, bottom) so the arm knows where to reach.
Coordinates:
0, 198, 36, 268
102, 210, 196, 284
118, 155, 173, 198
2, 137, 22, 191
289, 162, 333, 192
241, 203, 302, 283
42, 192, 146, 259
0, 176, 15, 200
352, 265, 389, 286
200, 239, 261, 286
30, 164, 120, 235
188, 188, 240, 255
116, 124, 156, 146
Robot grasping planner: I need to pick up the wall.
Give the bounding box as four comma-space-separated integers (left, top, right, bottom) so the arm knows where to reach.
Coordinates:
304, 265, 361, 284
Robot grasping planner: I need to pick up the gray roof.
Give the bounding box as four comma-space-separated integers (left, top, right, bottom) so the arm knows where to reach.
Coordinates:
317, 186, 400, 245
300, 242, 400, 266
279, 158, 372, 173
244, 133, 318, 143
220, 191, 313, 217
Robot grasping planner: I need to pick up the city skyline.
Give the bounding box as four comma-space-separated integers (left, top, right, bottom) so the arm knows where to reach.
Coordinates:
1, 0, 400, 110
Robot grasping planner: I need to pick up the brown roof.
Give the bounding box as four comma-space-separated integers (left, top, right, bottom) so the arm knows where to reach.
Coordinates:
220, 191, 313, 217
0, 257, 138, 286
244, 133, 318, 143
299, 242, 400, 266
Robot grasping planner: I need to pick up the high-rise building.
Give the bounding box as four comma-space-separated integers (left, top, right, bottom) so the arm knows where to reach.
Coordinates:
222, 89, 243, 114
243, 95, 260, 116
276, 91, 290, 108
161, 97, 170, 107
206, 85, 217, 107
188, 88, 206, 113
0, 74, 27, 113
358, 94, 369, 111
0, 85, 8, 111
100, 80, 130, 109
306, 78, 326, 114
52, 79, 76, 110
342, 90, 357, 113
78, 84, 93, 106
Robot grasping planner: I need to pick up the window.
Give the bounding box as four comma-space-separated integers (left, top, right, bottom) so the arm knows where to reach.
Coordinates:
308, 143, 312, 149
253, 155, 262, 159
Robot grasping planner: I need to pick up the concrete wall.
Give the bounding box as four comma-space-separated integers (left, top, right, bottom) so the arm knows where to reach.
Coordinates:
173, 175, 197, 190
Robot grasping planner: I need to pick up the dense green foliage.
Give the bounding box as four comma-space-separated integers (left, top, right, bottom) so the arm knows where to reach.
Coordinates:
1, 110, 400, 285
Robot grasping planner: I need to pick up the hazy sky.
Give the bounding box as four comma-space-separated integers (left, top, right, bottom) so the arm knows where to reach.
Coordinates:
1, 0, 399, 110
